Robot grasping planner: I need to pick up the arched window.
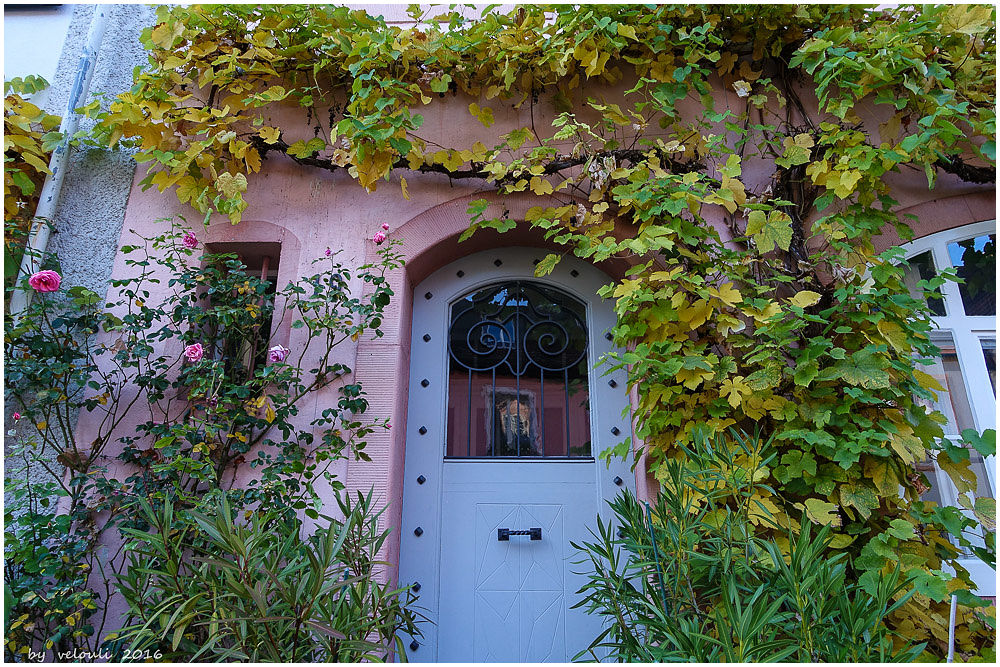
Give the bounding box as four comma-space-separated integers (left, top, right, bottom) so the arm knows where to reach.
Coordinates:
901, 220, 996, 593
446, 281, 591, 458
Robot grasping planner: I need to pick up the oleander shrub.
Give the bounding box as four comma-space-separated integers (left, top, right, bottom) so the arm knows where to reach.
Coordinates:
111, 491, 421, 662
573, 430, 993, 662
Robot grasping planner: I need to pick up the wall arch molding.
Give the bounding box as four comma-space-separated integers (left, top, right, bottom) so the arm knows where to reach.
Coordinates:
875, 191, 996, 252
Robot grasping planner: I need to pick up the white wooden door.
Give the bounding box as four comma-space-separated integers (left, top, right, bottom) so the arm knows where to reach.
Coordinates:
438, 462, 601, 662
398, 248, 633, 662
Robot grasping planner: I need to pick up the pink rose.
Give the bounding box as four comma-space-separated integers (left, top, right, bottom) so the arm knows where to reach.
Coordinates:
325, 247, 332, 256
183, 343, 204, 363
372, 231, 387, 245
27, 270, 61, 292
182, 231, 198, 249
381, 223, 390, 231
268, 345, 290, 363
386, 422, 392, 429
13, 412, 21, 421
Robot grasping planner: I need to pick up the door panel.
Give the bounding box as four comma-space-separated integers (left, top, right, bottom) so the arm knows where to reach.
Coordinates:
438, 462, 600, 662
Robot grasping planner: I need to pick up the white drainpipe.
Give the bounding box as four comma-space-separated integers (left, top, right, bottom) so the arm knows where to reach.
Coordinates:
8, 6, 109, 320
947, 593, 958, 662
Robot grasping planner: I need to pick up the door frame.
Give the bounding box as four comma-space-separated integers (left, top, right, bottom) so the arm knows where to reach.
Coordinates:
398, 246, 636, 661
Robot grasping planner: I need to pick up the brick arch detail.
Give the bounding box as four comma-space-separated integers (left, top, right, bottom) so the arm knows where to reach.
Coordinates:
875, 191, 996, 252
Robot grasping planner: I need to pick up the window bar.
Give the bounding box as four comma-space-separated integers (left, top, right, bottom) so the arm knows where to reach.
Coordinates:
259, 255, 270, 296
540, 368, 545, 457
515, 282, 522, 457
491, 367, 496, 457
564, 368, 571, 457
467, 367, 472, 457
251, 255, 271, 375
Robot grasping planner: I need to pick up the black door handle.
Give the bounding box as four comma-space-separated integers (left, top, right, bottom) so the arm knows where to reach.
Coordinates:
498, 527, 541, 541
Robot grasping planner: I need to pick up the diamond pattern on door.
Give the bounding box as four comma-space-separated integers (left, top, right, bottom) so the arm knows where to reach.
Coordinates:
474, 591, 519, 662
473, 504, 566, 661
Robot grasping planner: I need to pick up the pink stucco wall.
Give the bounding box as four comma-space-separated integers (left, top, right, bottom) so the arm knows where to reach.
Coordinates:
81, 72, 994, 599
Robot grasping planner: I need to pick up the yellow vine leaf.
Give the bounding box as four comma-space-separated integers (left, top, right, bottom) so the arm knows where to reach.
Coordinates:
941, 4, 993, 35
876, 320, 910, 353
258, 126, 280, 143
788, 290, 821, 309
677, 298, 712, 329
937, 454, 977, 494
748, 300, 781, 324
864, 457, 900, 496
616, 23, 637, 40
468, 102, 495, 128
529, 176, 553, 195
216, 172, 247, 199
356, 148, 395, 191
746, 210, 792, 253
913, 369, 945, 393
719, 376, 750, 408
889, 430, 924, 465
804, 498, 841, 526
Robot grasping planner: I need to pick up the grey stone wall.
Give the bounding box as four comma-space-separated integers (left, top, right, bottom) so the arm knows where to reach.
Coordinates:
5, 4, 153, 500
45, 3, 155, 298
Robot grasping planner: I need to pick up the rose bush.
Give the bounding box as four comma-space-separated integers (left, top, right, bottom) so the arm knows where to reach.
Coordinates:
4, 220, 416, 661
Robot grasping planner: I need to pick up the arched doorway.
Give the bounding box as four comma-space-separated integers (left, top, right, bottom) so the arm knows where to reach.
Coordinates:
398, 247, 635, 662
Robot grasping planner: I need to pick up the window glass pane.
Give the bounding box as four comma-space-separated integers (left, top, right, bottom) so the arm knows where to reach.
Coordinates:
902, 251, 946, 316
446, 281, 591, 458
965, 452, 993, 551
922, 456, 993, 554
948, 234, 996, 316
201, 248, 279, 381
981, 338, 996, 396
916, 333, 977, 435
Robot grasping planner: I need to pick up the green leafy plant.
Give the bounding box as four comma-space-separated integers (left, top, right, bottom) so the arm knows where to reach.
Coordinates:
111, 491, 421, 662
4, 75, 61, 290
572, 430, 939, 663
4, 438, 102, 659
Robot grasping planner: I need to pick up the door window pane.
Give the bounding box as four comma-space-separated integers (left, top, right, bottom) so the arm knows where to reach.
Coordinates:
947, 234, 996, 316
917, 333, 977, 435
902, 251, 946, 316
981, 338, 996, 396
920, 457, 992, 554
446, 281, 591, 458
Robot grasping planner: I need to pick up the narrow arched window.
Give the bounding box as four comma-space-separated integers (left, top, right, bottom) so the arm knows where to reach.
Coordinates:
446, 281, 591, 458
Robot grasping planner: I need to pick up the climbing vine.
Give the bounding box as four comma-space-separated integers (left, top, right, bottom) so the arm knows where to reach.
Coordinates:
3, 76, 61, 289
81, 3, 996, 658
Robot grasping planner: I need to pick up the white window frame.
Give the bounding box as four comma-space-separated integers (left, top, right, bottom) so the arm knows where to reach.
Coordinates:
901, 219, 996, 595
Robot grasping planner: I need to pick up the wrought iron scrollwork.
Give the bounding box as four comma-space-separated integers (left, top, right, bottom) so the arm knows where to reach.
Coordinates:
449, 282, 587, 376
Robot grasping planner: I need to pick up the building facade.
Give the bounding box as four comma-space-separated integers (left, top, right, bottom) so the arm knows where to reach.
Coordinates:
5, 4, 996, 661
